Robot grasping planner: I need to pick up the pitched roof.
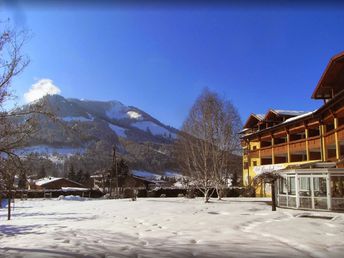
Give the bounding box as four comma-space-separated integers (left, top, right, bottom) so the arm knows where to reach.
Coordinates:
243, 113, 265, 129
312, 51, 344, 99
255, 114, 265, 120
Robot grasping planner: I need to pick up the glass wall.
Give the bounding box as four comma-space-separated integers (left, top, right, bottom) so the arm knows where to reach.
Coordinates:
331, 176, 344, 210
299, 177, 312, 209
277, 171, 344, 211
313, 177, 327, 210
277, 176, 296, 208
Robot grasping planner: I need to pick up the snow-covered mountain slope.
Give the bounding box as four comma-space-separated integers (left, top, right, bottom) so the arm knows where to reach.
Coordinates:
15, 94, 179, 174
21, 94, 178, 144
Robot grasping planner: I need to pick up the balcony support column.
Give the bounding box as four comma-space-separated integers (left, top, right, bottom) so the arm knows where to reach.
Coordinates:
320, 123, 327, 162
271, 137, 275, 164
287, 131, 291, 163
305, 128, 310, 161
334, 117, 340, 160
258, 138, 261, 165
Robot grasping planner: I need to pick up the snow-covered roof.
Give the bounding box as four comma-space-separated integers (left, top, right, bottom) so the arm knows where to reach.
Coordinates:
282, 110, 317, 124
271, 110, 309, 117
255, 114, 265, 120
239, 128, 249, 134
35, 177, 62, 186
61, 187, 89, 191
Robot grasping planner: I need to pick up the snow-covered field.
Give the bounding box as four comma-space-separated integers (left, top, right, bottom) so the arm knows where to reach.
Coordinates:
1, 197, 344, 258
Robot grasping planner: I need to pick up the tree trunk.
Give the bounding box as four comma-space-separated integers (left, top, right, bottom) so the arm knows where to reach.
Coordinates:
216, 187, 222, 200
204, 189, 210, 203
7, 191, 11, 220
271, 181, 276, 211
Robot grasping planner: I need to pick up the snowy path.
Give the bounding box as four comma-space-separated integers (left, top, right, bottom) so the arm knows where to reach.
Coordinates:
0, 198, 344, 258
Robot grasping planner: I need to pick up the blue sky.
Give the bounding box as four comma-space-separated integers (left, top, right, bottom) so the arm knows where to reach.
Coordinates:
1, 3, 344, 128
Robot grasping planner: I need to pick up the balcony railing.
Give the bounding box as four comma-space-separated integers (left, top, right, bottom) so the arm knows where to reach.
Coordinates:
249, 150, 259, 158
274, 143, 288, 155
325, 131, 336, 145
260, 147, 272, 157
337, 125, 344, 142
308, 136, 321, 150
289, 139, 306, 153
245, 131, 342, 160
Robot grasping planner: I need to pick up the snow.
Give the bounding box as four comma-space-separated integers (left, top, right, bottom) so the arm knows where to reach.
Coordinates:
61, 187, 90, 192
255, 114, 265, 120
283, 110, 317, 124
273, 110, 309, 117
19, 145, 85, 156
131, 170, 160, 179
105, 102, 145, 121
127, 111, 142, 120
164, 171, 182, 177
132, 121, 176, 138
108, 123, 127, 138
35, 177, 61, 186
57, 195, 85, 201
1, 198, 344, 257
61, 115, 93, 122
105, 101, 128, 120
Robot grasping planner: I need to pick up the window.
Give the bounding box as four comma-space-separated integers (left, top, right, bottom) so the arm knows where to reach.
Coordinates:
299, 177, 311, 196
243, 162, 249, 169
279, 178, 287, 194
288, 177, 296, 195
331, 176, 344, 198
313, 177, 327, 197
252, 161, 257, 166
252, 145, 257, 150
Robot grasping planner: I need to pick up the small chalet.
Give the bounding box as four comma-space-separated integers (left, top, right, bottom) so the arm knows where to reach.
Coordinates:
31, 177, 88, 191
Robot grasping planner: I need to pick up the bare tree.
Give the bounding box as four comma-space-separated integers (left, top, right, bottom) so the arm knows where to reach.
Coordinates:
175, 89, 242, 203
0, 21, 49, 219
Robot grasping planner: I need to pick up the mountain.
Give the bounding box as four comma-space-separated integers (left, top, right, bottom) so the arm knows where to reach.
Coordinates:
16, 94, 180, 176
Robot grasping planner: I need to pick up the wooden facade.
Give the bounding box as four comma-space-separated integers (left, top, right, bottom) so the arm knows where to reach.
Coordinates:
241, 52, 344, 197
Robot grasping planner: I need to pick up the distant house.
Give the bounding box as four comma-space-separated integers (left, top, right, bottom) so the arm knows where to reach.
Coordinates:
31, 177, 88, 191
91, 171, 161, 193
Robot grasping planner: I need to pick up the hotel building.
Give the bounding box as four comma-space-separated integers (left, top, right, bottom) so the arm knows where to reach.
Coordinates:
241, 52, 344, 211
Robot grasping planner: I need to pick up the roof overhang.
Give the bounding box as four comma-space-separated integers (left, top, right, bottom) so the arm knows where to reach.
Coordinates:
243, 113, 264, 129
312, 51, 344, 100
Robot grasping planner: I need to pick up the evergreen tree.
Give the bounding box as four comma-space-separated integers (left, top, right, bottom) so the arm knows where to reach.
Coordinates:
76, 169, 83, 183
67, 164, 76, 181
83, 171, 90, 182
117, 159, 129, 177
38, 165, 46, 179
17, 172, 27, 189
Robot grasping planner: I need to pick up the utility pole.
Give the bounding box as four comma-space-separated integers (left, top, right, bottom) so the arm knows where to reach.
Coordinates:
113, 145, 118, 198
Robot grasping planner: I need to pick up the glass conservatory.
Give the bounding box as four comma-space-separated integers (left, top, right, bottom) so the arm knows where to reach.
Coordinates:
276, 168, 344, 211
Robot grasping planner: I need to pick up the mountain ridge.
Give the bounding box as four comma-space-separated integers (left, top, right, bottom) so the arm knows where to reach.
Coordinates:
16, 94, 180, 176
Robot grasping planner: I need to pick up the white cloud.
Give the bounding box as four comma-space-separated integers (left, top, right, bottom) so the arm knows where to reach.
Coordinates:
24, 79, 61, 103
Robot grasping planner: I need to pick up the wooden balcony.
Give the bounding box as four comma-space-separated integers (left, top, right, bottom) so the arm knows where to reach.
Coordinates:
308, 137, 321, 150
249, 150, 259, 158
325, 131, 336, 145
274, 143, 288, 155
289, 139, 306, 153
337, 126, 344, 142
260, 147, 272, 157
